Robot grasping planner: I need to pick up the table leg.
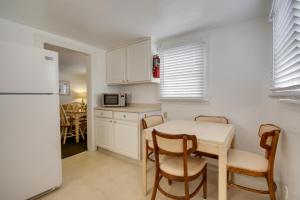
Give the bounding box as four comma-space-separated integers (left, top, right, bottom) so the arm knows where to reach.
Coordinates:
230, 136, 235, 183
218, 146, 227, 200
142, 132, 147, 195
75, 115, 79, 143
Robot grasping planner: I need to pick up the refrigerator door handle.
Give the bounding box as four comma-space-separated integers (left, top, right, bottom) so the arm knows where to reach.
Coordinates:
45, 56, 55, 61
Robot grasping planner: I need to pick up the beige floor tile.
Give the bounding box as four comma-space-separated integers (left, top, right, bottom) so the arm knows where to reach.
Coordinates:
39, 151, 270, 200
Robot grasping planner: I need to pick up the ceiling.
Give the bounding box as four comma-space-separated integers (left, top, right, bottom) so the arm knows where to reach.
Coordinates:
0, 0, 272, 50
44, 43, 89, 75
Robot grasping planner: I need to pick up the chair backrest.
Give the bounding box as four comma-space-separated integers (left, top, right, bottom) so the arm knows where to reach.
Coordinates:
69, 102, 82, 112
142, 115, 164, 129
194, 115, 229, 124
60, 105, 70, 126
152, 129, 197, 177
152, 129, 197, 157
258, 124, 281, 160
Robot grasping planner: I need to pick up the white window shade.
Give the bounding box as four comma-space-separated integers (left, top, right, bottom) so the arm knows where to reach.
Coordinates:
272, 0, 300, 92
160, 43, 207, 100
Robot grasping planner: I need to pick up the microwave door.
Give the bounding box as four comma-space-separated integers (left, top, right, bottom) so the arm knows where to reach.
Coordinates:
104, 94, 119, 106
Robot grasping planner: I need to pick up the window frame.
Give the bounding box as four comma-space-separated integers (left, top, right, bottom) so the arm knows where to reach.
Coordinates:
270, 0, 300, 100
158, 42, 209, 102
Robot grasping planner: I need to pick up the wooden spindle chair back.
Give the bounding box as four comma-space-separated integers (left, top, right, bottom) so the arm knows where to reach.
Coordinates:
195, 115, 229, 124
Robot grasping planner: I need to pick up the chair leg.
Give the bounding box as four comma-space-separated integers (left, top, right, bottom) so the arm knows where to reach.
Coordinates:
145, 147, 148, 170
168, 179, 172, 185
151, 170, 160, 200
184, 178, 190, 200
267, 175, 276, 200
79, 127, 85, 140
203, 165, 207, 199
63, 127, 68, 144
60, 127, 64, 139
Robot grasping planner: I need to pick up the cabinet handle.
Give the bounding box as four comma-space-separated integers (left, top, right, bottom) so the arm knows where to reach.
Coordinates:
123, 115, 126, 118
110, 120, 112, 122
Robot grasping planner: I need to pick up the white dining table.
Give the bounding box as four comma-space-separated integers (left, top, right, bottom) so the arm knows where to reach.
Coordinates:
142, 120, 235, 200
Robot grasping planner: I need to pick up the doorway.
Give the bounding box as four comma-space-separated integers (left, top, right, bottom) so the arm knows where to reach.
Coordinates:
44, 43, 90, 158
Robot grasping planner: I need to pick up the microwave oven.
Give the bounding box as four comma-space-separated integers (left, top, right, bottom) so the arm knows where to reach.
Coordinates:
102, 93, 127, 107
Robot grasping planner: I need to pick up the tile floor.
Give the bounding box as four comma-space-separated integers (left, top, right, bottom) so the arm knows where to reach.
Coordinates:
40, 151, 270, 200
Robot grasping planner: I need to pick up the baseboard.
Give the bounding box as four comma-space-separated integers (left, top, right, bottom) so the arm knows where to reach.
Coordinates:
96, 147, 141, 165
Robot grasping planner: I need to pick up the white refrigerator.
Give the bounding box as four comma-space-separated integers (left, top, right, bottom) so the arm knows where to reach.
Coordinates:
0, 41, 62, 200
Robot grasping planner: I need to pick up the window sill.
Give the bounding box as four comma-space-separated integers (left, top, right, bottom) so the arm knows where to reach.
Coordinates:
269, 91, 300, 99
269, 91, 300, 104
278, 99, 300, 105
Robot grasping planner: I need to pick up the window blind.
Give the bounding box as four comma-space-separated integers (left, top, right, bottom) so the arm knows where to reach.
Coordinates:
160, 43, 207, 100
272, 0, 300, 91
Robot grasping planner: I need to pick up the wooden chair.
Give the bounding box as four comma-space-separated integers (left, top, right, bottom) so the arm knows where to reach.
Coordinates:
151, 129, 207, 200
60, 105, 75, 144
62, 103, 86, 141
194, 115, 229, 159
195, 115, 229, 124
227, 124, 281, 200
142, 115, 164, 162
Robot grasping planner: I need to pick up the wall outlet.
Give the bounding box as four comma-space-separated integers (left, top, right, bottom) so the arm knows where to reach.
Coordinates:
283, 186, 288, 200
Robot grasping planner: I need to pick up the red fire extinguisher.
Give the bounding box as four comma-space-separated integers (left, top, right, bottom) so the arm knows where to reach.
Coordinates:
153, 54, 160, 78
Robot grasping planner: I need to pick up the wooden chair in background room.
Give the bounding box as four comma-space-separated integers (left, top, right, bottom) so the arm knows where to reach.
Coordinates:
67, 102, 82, 112
64, 103, 86, 139
80, 115, 87, 134
227, 124, 281, 200
194, 115, 229, 159
151, 129, 207, 200
142, 115, 164, 162
59, 105, 75, 144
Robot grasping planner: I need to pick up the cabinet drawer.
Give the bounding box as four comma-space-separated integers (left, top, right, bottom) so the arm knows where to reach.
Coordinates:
94, 110, 113, 118
114, 111, 139, 121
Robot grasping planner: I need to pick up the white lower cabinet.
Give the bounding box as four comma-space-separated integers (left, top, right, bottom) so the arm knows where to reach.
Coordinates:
95, 110, 140, 160
95, 117, 114, 151
114, 120, 139, 159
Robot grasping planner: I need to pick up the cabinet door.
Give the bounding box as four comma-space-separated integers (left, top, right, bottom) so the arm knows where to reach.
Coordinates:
126, 40, 151, 82
106, 48, 126, 84
95, 117, 114, 151
114, 120, 139, 159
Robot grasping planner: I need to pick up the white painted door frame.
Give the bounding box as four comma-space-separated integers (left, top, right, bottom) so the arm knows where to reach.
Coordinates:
33, 33, 99, 152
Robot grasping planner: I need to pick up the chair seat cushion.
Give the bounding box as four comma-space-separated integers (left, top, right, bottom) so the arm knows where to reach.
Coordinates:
227, 149, 268, 173
160, 156, 207, 177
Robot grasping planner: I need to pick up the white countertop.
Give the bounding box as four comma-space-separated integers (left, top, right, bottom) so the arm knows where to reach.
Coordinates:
94, 103, 161, 113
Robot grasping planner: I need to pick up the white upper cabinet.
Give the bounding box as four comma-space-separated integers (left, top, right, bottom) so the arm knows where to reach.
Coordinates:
106, 47, 126, 84
106, 39, 159, 85
126, 40, 151, 82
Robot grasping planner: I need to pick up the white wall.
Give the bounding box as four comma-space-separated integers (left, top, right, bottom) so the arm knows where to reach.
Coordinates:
0, 18, 117, 151
59, 72, 87, 104
120, 84, 159, 103
123, 18, 269, 151
121, 17, 300, 198
122, 17, 281, 189
261, 54, 300, 199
